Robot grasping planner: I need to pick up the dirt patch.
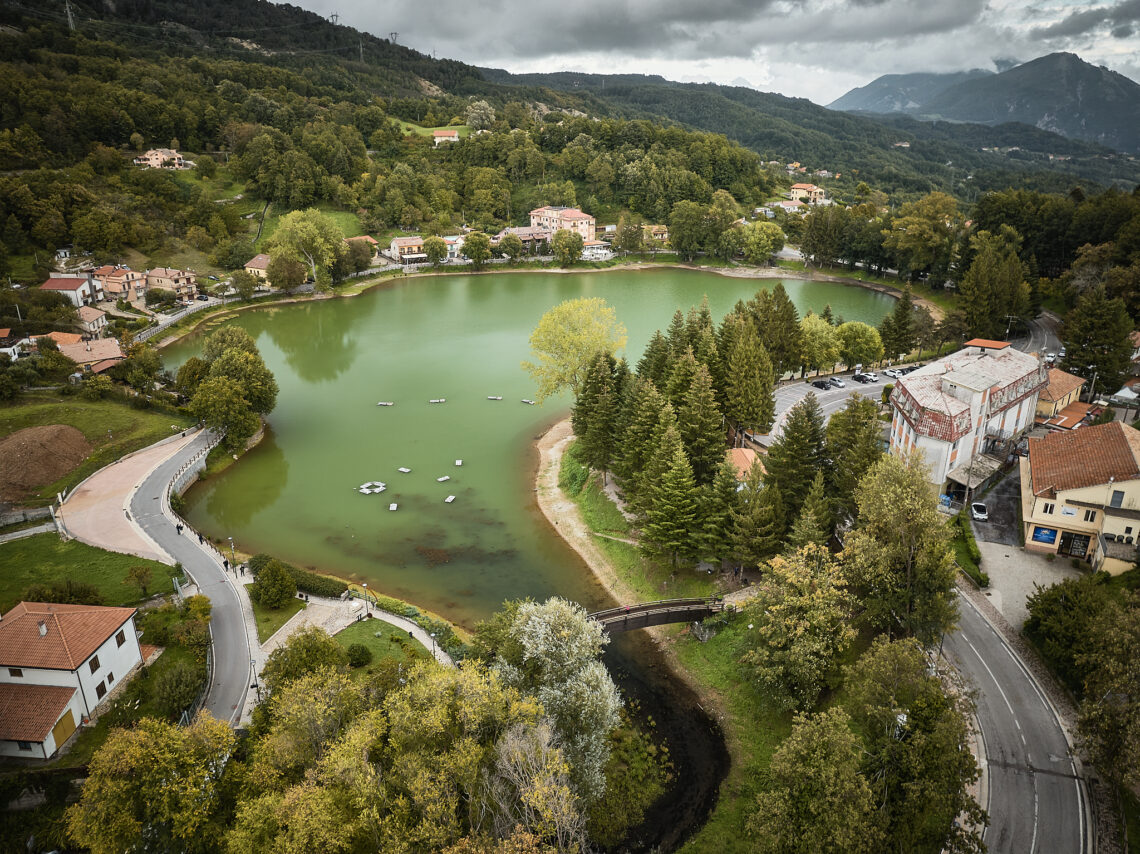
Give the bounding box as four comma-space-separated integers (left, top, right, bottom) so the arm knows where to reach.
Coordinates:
0, 425, 92, 501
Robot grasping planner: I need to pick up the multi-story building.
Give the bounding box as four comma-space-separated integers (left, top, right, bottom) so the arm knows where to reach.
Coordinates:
1035, 367, 1089, 430
133, 148, 185, 169
0, 602, 143, 759
76, 306, 108, 337
92, 265, 147, 301
889, 339, 1047, 491
389, 236, 426, 263
529, 206, 596, 241
1021, 421, 1140, 572
146, 267, 197, 299
244, 254, 271, 280
789, 183, 826, 203
38, 274, 102, 307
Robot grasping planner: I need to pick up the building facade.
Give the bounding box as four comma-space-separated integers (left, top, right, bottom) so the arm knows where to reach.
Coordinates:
92, 265, 147, 301
889, 339, 1047, 490
1021, 421, 1140, 572
0, 602, 142, 759
146, 267, 197, 299
38, 275, 102, 308
528, 206, 596, 241
244, 254, 271, 280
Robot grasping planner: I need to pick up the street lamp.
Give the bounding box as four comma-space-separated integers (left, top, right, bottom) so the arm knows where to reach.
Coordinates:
430, 632, 436, 658
362, 583, 369, 616
227, 537, 235, 568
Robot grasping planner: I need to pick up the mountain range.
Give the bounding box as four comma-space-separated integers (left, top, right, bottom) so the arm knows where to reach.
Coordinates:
829, 53, 1140, 155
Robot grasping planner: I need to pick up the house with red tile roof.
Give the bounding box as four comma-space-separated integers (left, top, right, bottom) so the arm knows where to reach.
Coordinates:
789, 183, 826, 203
146, 267, 196, 299
1021, 421, 1140, 572
59, 338, 125, 371
432, 129, 460, 147
0, 602, 142, 758
38, 275, 102, 308
889, 340, 1047, 489
345, 235, 380, 262
93, 265, 147, 301
1035, 368, 1088, 428
76, 305, 108, 337
529, 206, 596, 241
244, 253, 271, 280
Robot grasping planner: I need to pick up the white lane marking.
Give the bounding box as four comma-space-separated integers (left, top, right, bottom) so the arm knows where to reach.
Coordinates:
1031, 781, 1039, 853
962, 635, 1016, 717
1075, 776, 1085, 854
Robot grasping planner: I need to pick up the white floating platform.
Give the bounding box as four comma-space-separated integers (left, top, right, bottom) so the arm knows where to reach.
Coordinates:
487, 396, 502, 400
376, 401, 394, 407
437, 476, 450, 482
445, 495, 456, 503
429, 398, 446, 404
521, 399, 535, 405
455, 460, 463, 466
389, 503, 398, 511
397, 467, 411, 473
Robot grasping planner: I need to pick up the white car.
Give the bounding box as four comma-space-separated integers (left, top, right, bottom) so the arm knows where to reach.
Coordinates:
970, 502, 989, 522
861, 371, 879, 382
829, 377, 846, 388
884, 368, 902, 379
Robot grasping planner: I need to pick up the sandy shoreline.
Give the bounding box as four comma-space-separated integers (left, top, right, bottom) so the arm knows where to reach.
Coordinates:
532, 418, 735, 732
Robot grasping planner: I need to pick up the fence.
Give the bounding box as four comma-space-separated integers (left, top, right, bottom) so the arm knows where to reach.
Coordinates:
178, 623, 214, 727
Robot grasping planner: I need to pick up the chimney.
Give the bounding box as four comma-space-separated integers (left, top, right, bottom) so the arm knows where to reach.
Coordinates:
38, 619, 47, 637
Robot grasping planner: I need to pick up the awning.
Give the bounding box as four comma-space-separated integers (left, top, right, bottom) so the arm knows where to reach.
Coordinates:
946, 453, 1003, 489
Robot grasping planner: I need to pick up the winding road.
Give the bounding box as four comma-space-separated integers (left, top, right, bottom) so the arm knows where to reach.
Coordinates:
128, 431, 253, 725
945, 594, 1088, 853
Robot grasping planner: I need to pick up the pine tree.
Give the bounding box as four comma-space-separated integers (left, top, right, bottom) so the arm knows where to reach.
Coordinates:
734, 469, 786, 569
636, 330, 672, 389
703, 457, 742, 564
642, 444, 701, 567
786, 507, 828, 552
615, 379, 665, 490
693, 326, 720, 387
881, 286, 916, 361
715, 310, 746, 400
753, 283, 803, 378
581, 384, 617, 484
724, 320, 776, 442
764, 394, 827, 518
821, 304, 835, 325
826, 395, 884, 523
679, 364, 725, 485
666, 347, 699, 411
800, 471, 832, 536
1063, 285, 1134, 393
665, 309, 688, 358
571, 352, 616, 437
632, 405, 682, 518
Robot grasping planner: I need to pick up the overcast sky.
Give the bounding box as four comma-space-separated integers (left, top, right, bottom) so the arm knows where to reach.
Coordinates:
289, 0, 1140, 105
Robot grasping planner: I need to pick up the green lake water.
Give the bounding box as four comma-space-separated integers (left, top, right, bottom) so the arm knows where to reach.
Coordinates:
164, 268, 892, 627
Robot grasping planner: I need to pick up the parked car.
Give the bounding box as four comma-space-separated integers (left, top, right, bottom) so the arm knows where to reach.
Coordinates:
853, 373, 873, 384
970, 502, 989, 522
884, 368, 903, 379
829, 377, 846, 388
811, 380, 831, 390
196, 294, 210, 301
861, 371, 879, 382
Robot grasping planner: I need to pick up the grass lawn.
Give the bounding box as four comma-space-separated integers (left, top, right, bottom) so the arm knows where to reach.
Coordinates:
251, 597, 305, 644
673, 615, 793, 852
333, 617, 430, 680
398, 120, 472, 139
0, 533, 172, 613
0, 392, 195, 501
257, 203, 362, 249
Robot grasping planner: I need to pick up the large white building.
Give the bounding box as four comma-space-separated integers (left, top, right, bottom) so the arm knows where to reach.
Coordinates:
0, 602, 143, 759
889, 339, 1048, 491
529, 206, 596, 241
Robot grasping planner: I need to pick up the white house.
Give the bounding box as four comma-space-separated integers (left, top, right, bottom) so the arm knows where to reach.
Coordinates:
38, 275, 102, 308
581, 239, 612, 261
889, 339, 1048, 491
529, 206, 596, 241
442, 235, 465, 260
76, 306, 108, 337
0, 602, 143, 759
432, 129, 459, 147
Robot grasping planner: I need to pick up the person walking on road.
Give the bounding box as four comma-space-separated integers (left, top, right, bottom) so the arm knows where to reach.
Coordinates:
176, 523, 183, 535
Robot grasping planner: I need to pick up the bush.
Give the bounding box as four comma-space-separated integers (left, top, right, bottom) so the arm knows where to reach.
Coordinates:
1024, 573, 1113, 695
346, 643, 373, 668
247, 553, 347, 598
173, 618, 211, 660
153, 661, 203, 719
249, 558, 296, 609
23, 579, 105, 605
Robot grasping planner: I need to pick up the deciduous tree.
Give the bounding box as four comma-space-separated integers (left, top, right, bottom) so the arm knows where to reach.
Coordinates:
463, 231, 492, 269
267, 208, 346, 288
551, 228, 584, 266
523, 297, 627, 402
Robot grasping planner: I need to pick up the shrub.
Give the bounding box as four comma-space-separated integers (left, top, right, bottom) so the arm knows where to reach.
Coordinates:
346, 643, 373, 668
23, 579, 105, 605
153, 661, 203, 719
247, 553, 347, 598
1024, 573, 1112, 695
172, 618, 211, 661
249, 558, 296, 609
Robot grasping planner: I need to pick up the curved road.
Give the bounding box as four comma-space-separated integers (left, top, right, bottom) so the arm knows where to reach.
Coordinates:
129, 430, 251, 725
944, 594, 1088, 853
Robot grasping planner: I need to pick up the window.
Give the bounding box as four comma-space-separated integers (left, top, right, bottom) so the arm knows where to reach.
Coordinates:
17, 741, 32, 752
95, 682, 106, 700
1127, 527, 1134, 535
1043, 502, 1055, 515
115, 629, 125, 648
88, 655, 100, 674
107, 672, 114, 686
1085, 509, 1097, 523
7, 668, 22, 678
1111, 490, 1124, 509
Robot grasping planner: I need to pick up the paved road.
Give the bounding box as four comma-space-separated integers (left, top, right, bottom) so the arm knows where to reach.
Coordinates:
1012, 311, 1063, 357
972, 467, 1023, 547
944, 595, 1087, 854
767, 371, 895, 441
129, 431, 251, 725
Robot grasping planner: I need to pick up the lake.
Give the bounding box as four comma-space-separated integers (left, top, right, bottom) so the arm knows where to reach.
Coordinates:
164, 267, 893, 627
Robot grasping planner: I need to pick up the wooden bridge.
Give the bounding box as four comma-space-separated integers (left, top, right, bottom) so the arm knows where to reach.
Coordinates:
588, 597, 728, 634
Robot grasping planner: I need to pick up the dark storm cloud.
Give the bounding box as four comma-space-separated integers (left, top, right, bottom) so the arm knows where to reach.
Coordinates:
1031, 0, 1140, 39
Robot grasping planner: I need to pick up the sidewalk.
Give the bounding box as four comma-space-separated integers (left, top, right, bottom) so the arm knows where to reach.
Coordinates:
57, 430, 199, 562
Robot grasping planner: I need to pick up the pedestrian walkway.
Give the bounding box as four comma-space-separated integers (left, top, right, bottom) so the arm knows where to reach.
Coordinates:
57, 430, 199, 561
973, 540, 1080, 630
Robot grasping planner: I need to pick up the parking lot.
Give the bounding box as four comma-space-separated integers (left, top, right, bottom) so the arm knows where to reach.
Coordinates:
767, 369, 903, 441
970, 466, 1023, 547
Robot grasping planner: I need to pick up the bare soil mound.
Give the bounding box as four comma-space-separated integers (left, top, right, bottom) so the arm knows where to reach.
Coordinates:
0, 425, 92, 501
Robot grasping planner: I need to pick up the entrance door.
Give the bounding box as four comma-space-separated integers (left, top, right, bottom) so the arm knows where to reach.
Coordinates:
50, 708, 77, 749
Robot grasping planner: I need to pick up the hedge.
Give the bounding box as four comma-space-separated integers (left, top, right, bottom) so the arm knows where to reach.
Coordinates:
247, 553, 348, 599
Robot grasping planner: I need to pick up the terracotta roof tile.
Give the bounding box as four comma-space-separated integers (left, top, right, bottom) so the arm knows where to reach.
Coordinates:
1028, 421, 1140, 497
0, 684, 76, 742
1041, 368, 1085, 403
245, 253, 271, 270
0, 602, 136, 670
39, 278, 89, 291
59, 339, 124, 365
32, 332, 82, 347
962, 338, 1011, 350
727, 448, 764, 479
77, 306, 105, 322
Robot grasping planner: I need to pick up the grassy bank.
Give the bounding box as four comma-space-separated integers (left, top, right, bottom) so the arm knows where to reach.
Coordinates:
251, 597, 305, 644
0, 533, 173, 613
333, 617, 430, 681
0, 392, 195, 502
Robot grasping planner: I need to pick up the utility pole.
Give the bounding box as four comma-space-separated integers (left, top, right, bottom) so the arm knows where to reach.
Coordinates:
389, 32, 398, 44
359, 39, 363, 62
329, 12, 339, 24
64, 0, 75, 31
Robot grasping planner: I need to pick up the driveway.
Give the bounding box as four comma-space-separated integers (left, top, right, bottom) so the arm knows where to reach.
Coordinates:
972, 466, 1023, 547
